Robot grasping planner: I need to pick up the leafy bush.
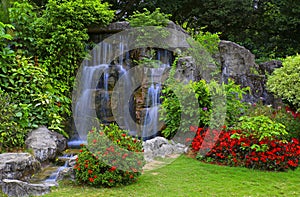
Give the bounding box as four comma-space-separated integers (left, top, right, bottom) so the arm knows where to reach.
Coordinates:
75, 124, 145, 187
192, 127, 300, 171
221, 79, 249, 127
160, 79, 211, 139
127, 8, 170, 27
0, 55, 70, 137
160, 78, 248, 139
34, 0, 115, 96
235, 115, 288, 142
245, 102, 300, 140
267, 55, 300, 112
0, 22, 15, 65
0, 90, 26, 152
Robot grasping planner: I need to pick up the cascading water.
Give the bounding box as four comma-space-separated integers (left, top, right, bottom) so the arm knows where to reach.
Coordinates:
71, 42, 113, 146
73, 32, 173, 143
43, 161, 69, 183
141, 64, 169, 140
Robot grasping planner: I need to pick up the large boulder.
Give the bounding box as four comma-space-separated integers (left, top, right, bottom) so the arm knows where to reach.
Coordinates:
0, 153, 41, 182
143, 137, 188, 162
218, 40, 281, 105
1, 179, 56, 197
25, 127, 67, 163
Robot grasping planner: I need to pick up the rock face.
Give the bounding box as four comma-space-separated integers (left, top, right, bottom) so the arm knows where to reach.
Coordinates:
25, 127, 67, 163
143, 137, 188, 162
1, 179, 56, 197
0, 153, 40, 182
219, 40, 281, 105
258, 60, 283, 106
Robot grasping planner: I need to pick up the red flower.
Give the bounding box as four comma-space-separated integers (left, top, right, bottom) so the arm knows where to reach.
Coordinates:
92, 139, 97, 144
122, 133, 126, 137
129, 175, 134, 179
109, 179, 114, 183
110, 166, 117, 172
88, 169, 93, 174
122, 153, 128, 159
89, 177, 94, 182
190, 126, 198, 133
79, 149, 83, 153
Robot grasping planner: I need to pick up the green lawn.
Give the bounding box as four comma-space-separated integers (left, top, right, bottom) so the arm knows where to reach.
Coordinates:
45, 155, 300, 197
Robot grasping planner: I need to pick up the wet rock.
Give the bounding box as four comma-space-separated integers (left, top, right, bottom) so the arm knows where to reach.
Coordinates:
25, 126, 67, 163
1, 179, 56, 197
0, 153, 40, 182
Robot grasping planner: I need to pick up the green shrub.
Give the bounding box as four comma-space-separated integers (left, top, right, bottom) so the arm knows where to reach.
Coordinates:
160, 79, 211, 139
233, 115, 288, 152
160, 78, 248, 139
127, 8, 171, 27
0, 22, 15, 65
0, 90, 26, 152
245, 102, 300, 140
75, 124, 145, 187
0, 55, 70, 137
221, 79, 249, 127
267, 55, 300, 112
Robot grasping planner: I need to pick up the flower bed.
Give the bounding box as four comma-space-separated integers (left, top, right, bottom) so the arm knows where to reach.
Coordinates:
191, 127, 300, 171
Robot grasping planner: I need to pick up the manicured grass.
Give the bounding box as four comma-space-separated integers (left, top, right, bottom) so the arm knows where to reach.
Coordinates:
45, 155, 300, 197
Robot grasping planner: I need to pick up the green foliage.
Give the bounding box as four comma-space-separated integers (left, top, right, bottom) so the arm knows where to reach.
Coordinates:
0, 89, 26, 151
0, 0, 11, 23
34, 0, 114, 96
106, 0, 300, 58
0, 55, 70, 136
160, 77, 249, 139
245, 102, 300, 140
184, 25, 221, 56
1, 0, 114, 138
8, 1, 37, 55
0, 21, 15, 64
267, 55, 300, 112
126, 8, 171, 51
222, 79, 249, 127
160, 79, 211, 139
127, 8, 170, 27
235, 115, 288, 142
75, 124, 145, 187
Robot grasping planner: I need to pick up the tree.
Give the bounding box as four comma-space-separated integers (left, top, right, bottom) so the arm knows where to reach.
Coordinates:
104, 0, 300, 58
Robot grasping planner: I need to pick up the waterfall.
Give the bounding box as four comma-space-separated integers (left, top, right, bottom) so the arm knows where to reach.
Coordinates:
73, 31, 174, 142
142, 65, 168, 140
43, 161, 69, 183
72, 64, 109, 143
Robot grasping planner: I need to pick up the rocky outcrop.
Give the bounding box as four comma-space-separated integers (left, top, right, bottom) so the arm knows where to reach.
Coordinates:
0, 153, 40, 182
219, 40, 282, 105
88, 21, 130, 34
25, 127, 67, 163
1, 179, 56, 197
143, 137, 188, 162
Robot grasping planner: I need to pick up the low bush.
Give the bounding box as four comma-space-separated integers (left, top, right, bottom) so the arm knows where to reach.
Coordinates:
191, 127, 300, 171
267, 54, 300, 112
245, 102, 300, 140
75, 124, 145, 187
